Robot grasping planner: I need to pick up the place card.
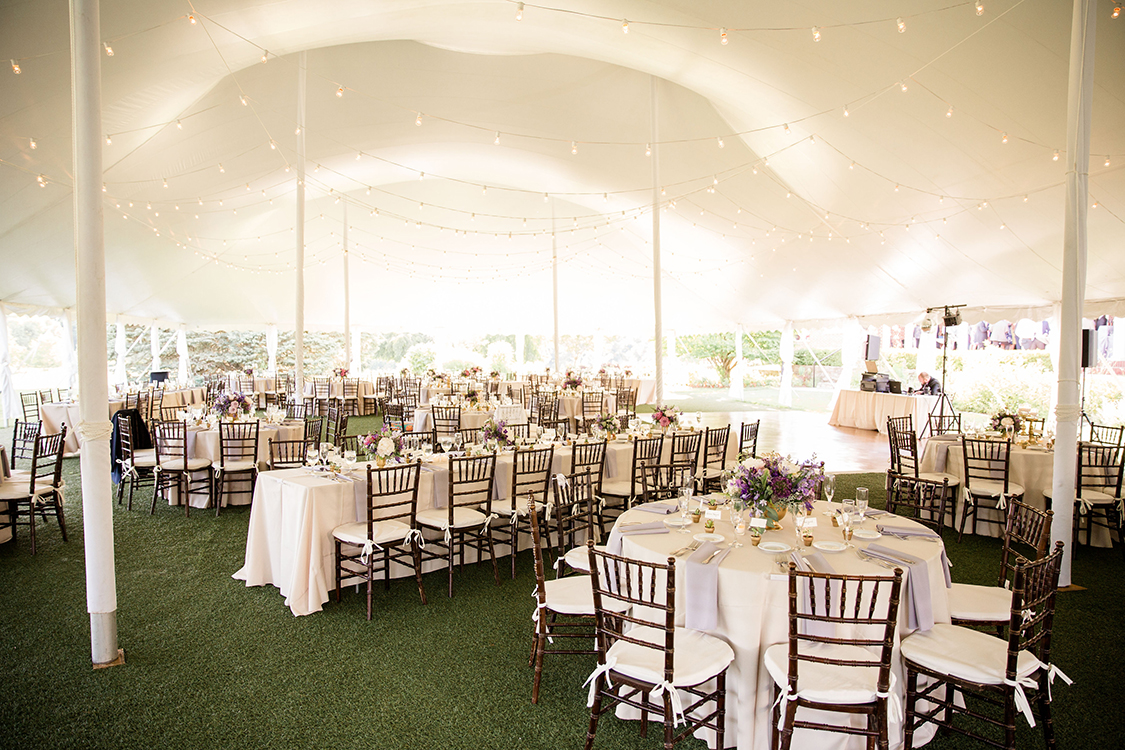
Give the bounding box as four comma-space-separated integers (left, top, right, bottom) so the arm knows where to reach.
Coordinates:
750, 517, 768, 529
704, 508, 722, 520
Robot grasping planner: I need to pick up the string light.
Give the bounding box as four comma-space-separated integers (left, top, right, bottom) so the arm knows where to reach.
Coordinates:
336, 87, 344, 97
717, 136, 724, 148
188, 14, 196, 24
645, 143, 651, 156
1001, 132, 1008, 143
897, 17, 906, 32
29, 137, 36, 150
415, 112, 423, 126
720, 28, 728, 45
295, 126, 301, 135
1105, 156, 1112, 167
494, 131, 500, 145
218, 163, 224, 172
11, 60, 20, 74
843, 106, 849, 117
103, 42, 113, 56
1114, 5, 1122, 18
239, 95, 248, 106
849, 162, 855, 169
783, 123, 790, 133
571, 141, 578, 154
1053, 150, 1060, 161
900, 81, 908, 92
162, 178, 168, 188
543, 193, 549, 202
811, 26, 821, 42
37, 174, 45, 186
269, 140, 276, 149
975, 1, 985, 15
516, 2, 523, 20
261, 50, 268, 63
176, 119, 183, 130
622, 19, 629, 33
894, 184, 899, 192
946, 106, 953, 118
105, 134, 112, 145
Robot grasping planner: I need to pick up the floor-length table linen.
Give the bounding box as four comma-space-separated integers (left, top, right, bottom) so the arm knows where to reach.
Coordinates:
829, 391, 938, 434
615, 501, 947, 749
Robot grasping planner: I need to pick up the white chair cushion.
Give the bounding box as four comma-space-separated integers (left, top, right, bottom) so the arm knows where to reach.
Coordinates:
131, 454, 159, 468
764, 641, 890, 705
918, 471, 959, 486
219, 460, 257, 473
0, 480, 62, 501
967, 479, 1025, 498
607, 625, 734, 688
540, 575, 629, 616
487, 494, 545, 516
417, 506, 489, 530
1041, 486, 1118, 503
900, 622, 1042, 686
564, 545, 605, 572
133, 448, 156, 461
158, 458, 212, 471
948, 582, 1011, 622
701, 467, 723, 479
332, 519, 412, 546
599, 478, 632, 497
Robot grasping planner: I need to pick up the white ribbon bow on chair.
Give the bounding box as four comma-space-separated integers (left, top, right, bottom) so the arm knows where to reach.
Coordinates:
1077, 496, 1094, 515
1003, 676, 1039, 727
483, 512, 499, 529
1044, 663, 1073, 702
403, 529, 425, 549
583, 657, 618, 707
996, 492, 1008, 512
651, 680, 686, 726
359, 538, 383, 566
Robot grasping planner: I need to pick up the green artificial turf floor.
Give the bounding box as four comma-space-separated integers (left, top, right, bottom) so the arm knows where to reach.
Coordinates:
0, 431, 1117, 749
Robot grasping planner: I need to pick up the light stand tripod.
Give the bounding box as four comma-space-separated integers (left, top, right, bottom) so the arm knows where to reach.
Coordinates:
921, 305, 964, 438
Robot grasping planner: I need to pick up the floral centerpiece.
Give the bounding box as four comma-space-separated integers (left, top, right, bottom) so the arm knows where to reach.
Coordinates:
723, 452, 824, 529
460, 365, 483, 379
480, 418, 511, 447
596, 414, 620, 437
489, 370, 500, 379
362, 425, 403, 467
333, 367, 349, 378
651, 405, 680, 430
465, 388, 480, 405
990, 413, 1022, 434
243, 367, 254, 376
563, 370, 582, 390
213, 391, 253, 419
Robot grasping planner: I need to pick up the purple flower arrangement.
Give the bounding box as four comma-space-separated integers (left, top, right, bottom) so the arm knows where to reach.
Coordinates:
213, 391, 253, 418
563, 370, 582, 390
990, 413, 1022, 433
480, 418, 510, 445
651, 405, 680, 429
724, 452, 825, 523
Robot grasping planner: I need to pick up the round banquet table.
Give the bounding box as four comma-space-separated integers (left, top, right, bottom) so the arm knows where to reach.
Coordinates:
615, 501, 948, 749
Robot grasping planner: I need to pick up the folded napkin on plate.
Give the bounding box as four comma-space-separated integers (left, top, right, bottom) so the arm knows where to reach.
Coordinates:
877, 524, 940, 539
862, 508, 889, 517
634, 501, 678, 515
606, 521, 668, 555
863, 543, 936, 631
685, 542, 734, 630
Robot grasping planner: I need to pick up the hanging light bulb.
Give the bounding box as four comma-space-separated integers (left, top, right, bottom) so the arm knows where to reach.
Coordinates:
269, 140, 276, 149
720, 28, 728, 45
946, 105, 953, 118
261, 50, 268, 63
1001, 132, 1008, 143
1053, 150, 1060, 161
415, 112, 423, 126
219, 163, 224, 172
717, 136, 724, 148
894, 184, 900, 192
188, 14, 196, 24
622, 19, 629, 33
335, 87, 343, 97
843, 106, 849, 117
516, 2, 523, 20
29, 137, 36, 150
246, 183, 252, 191
571, 141, 578, 154
103, 42, 113, 56
37, 174, 45, 186
295, 126, 301, 135
897, 17, 906, 32
105, 134, 112, 145
494, 131, 500, 145
163, 178, 168, 188
1113, 5, 1122, 18
543, 193, 549, 202
900, 81, 908, 92
975, 1, 985, 15
176, 119, 183, 130
11, 60, 21, 74
849, 162, 855, 169
811, 26, 821, 42
1105, 156, 1112, 167
783, 123, 790, 133
239, 95, 248, 106
645, 143, 652, 156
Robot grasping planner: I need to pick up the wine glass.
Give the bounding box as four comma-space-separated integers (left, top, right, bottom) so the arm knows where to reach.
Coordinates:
681, 474, 695, 509
823, 474, 836, 506
677, 488, 692, 534
306, 445, 320, 468
731, 500, 747, 546
856, 487, 869, 521
695, 411, 703, 428
439, 435, 453, 455
422, 440, 433, 459
342, 450, 357, 473
453, 431, 464, 453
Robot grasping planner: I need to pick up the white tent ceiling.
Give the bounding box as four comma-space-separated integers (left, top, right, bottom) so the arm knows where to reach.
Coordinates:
1, 0, 1123, 334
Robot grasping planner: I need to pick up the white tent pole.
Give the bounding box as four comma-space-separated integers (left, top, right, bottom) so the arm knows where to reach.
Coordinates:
343, 201, 350, 370
266, 325, 278, 375
149, 323, 159, 376
779, 321, 794, 407
176, 329, 188, 385
70, 0, 120, 667
1052, 0, 1097, 588
294, 51, 307, 399
552, 207, 559, 371
650, 75, 664, 406
0, 305, 19, 425
63, 312, 79, 391
350, 328, 361, 375
729, 325, 744, 400
113, 319, 126, 386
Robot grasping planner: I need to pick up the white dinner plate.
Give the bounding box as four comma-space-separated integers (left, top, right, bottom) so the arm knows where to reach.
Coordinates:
853, 528, 882, 540
813, 541, 848, 553
758, 541, 792, 553
663, 517, 690, 528
694, 532, 724, 543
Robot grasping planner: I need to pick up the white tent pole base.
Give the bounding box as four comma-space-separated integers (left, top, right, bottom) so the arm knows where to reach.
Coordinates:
90, 612, 123, 668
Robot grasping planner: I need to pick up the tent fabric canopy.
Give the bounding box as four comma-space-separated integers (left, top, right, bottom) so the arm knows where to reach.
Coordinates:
1, 0, 1123, 334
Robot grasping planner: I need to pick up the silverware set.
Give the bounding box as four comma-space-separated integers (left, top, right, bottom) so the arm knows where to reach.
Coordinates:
672, 540, 701, 557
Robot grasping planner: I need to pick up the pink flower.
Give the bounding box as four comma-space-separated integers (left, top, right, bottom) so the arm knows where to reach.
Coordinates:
659, 417, 670, 427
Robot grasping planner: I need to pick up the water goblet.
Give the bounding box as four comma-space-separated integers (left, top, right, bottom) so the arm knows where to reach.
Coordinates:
453, 432, 464, 453
439, 435, 453, 455
856, 487, 869, 521
823, 474, 836, 505
342, 450, 357, 473
422, 441, 433, 459
677, 489, 692, 534
306, 446, 320, 468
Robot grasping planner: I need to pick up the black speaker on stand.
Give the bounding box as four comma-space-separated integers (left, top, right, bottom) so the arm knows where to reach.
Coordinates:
1079, 328, 1097, 436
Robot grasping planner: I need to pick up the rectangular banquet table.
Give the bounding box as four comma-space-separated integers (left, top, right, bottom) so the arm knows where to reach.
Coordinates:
39, 387, 208, 455
0, 446, 10, 544
828, 390, 938, 434
615, 501, 947, 749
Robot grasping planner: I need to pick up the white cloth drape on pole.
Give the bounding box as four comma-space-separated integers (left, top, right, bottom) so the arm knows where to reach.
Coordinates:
294, 51, 307, 398
830, 319, 866, 413
149, 323, 160, 374
343, 201, 350, 369
71, 0, 120, 666
63, 312, 79, 390
728, 325, 744, 400
113, 319, 126, 385
551, 208, 560, 371
350, 327, 361, 374
0, 305, 18, 424
176, 329, 188, 384
266, 325, 278, 375
917, 327, 939, 377
1051, 0, 1097, 588
650, 76, 664, 406
779, 322, 794, 407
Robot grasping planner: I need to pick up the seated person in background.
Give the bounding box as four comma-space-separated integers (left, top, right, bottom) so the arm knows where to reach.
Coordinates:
917, 372, 942, 395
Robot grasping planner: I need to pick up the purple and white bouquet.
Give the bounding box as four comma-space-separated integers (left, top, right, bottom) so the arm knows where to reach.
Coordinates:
243, 367, 254, 376
651, 405, 680, 429
213, 391, 253, 418
724, 452, 825, 524
990, 413, 1022, 434
480, 418, 511, 446
362, 424, 404, 461
563, 370, 583, 390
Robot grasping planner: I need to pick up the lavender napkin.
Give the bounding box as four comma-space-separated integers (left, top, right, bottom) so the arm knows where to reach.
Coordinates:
685, 542, 734, 630
606, 521, 668, 555
877, 524, 940, 539
786, 551, 838, 637
864, 543, 934, 631
634, 501, 678, 515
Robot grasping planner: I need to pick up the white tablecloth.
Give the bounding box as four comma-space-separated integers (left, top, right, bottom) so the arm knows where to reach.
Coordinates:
618, 501, 947, 749
0, 446, 10, 544
412, 404, 528, 432
829, 390, 938, 434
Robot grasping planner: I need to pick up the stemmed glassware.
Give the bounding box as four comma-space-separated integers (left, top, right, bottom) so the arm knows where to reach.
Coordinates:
439, 435, 453, 455
823, 474, 836, 505
453, 431, 464, 454
342, 450, 357, 473
306, 445, 320, 468
856, 486, 869, 522
677, 487, 692, 533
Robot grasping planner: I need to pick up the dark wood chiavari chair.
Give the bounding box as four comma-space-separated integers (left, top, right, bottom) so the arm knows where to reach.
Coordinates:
115, 413, 156, 510
699, 424, 731, 493
959, 437, 1025, 541
738, 419, 760, 458
638, 461, 694, 505
599, 434, 663, 515
152, 421, 214, 517
432, 405, 461, 437
268, 438, 311, 470
10, 419, 41, 468
215, 420, 260, 516
494, 444, 555, 579
1, 428, 68, 554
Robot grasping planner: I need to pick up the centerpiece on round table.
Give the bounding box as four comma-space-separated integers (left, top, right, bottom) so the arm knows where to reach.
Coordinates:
362, 425, 403, 467
990, 412, 1022, 439
213, 391, 254, 421
480, 418, 511, 451
333, 367, 349, 378
562, 370, 582, 391
596, 414, 620, 440
651, 404, 680, 433
723, 452, 824, 530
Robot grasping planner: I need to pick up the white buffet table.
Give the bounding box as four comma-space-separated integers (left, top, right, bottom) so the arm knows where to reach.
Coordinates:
828, 390, 938, 434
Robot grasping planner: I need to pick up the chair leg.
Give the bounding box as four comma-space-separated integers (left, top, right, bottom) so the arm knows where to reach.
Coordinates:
53, 492, 67, 542
1038, 672, 1057, 750
334, 541, 342, 603
531, 629, 545, 704
412, 541, 427, 605
715, 672, 727, 750
487, 527, 500, 586
366, 556, 374, 621
957, 496, 972, 543
447, 541, 455, 598
28, 501, 37, 555
584, 682, 603, 750
903, 666, 918, 750
215, 470, 224, 517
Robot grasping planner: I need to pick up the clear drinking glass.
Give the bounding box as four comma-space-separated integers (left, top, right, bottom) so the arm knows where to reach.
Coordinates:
823, 474, 836, 505
856, 487, 869, 521
342, 450, 357, 473
678, 489, 691, 533
453, 432, 463, 452
439, 436, 453, 455
306, 446, 320, 467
